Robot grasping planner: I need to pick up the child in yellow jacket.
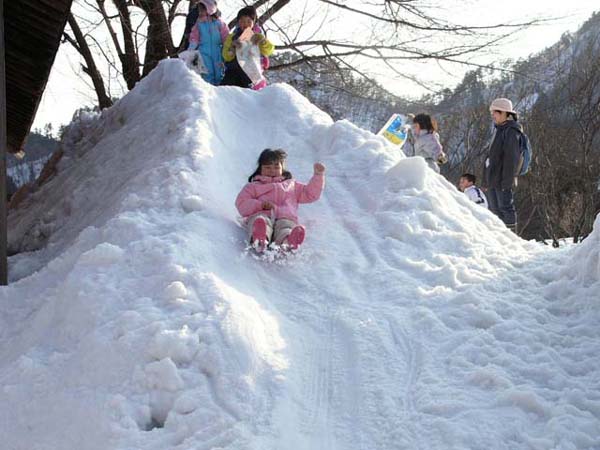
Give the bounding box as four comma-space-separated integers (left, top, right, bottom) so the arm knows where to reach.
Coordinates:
221, 6, 274, 90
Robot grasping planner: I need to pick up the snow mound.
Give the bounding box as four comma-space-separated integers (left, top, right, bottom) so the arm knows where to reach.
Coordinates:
2, 60, 599, 449
563, 215, 600, 286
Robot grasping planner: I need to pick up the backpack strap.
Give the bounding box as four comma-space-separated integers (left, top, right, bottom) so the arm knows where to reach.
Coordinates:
474, 187, 485, 205
502, 125, 525, 174
501, 125, 523, 141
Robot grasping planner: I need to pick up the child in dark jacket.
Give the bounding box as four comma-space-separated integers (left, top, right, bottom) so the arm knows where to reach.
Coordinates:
231, 5, 270, 72
221, 7, 274, 90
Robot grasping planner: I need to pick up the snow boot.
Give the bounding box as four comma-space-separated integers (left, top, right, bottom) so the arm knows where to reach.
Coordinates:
286, 225, 305, 250
251, 217, 269, 252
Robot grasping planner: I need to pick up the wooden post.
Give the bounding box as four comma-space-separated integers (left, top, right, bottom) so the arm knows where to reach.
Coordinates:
0, 0, 8, 285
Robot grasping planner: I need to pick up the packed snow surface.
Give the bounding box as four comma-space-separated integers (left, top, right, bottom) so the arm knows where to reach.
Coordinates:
1, 60, 599, 450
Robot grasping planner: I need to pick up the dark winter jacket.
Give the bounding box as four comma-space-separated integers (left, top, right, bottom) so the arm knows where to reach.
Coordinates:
484, 119, 522, 190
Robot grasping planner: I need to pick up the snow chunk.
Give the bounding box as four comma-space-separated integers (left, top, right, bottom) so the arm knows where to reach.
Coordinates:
147, 326, 200, 365
385, 157, 428, 192
173, 394, 198, 415
164, 281, 188, 299
498, 389, 551, 417
467, 367, 512, 389
181, 195, 204, 213
78, 242, 125, 266
145, 358, 184, 392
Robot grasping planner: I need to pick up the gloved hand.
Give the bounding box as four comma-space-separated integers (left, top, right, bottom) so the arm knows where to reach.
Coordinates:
314, 163, 326, 175
251, 33, 265, 45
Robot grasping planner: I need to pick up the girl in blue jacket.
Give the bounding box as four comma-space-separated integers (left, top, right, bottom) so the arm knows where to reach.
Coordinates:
187, 0, 229, 85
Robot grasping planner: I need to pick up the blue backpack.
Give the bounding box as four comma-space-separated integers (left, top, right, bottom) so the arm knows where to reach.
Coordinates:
505, 127, 532, 176
515, 129, 532, 176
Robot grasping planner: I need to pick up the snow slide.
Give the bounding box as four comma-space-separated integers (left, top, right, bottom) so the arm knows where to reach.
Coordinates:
1, 60, 599, 450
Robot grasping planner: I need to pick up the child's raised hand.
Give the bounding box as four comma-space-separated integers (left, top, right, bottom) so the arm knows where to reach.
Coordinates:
313, 162, 326, 175
261, 201, 274, 210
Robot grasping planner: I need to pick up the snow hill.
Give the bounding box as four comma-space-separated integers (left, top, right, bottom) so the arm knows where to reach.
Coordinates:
1, 60, 599, 450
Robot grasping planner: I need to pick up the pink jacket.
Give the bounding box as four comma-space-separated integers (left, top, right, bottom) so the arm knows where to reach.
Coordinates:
235, 174, 325, 223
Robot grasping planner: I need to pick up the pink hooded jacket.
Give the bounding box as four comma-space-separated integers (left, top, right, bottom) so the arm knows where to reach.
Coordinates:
235, 174, 325, 223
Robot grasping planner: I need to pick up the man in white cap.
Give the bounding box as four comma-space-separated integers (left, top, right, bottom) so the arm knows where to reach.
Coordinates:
483, 98, 522, 233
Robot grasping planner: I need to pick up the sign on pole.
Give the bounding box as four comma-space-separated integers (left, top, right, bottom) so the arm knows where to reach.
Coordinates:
377, 114, 409, 146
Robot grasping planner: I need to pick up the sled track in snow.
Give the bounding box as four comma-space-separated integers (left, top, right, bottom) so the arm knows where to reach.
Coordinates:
299, 311, 337, 449
386, 316, 423, 417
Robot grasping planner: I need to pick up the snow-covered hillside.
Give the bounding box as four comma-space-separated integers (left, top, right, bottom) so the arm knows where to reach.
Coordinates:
268, 61, 397, 133
1, 60, 599, 450
7, 133, 59, 192
7, 156, 51, 190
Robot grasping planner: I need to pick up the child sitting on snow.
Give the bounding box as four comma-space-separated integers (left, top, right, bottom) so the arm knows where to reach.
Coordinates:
187, 0, 229, 85
221, 7, 274, 90
235, 149, 325, 251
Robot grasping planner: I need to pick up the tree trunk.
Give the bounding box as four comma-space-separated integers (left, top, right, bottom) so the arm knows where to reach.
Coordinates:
134, 0, 175, 77
112, 0, 141, 89
65, 14, 113, 109
0, 0, 8, 285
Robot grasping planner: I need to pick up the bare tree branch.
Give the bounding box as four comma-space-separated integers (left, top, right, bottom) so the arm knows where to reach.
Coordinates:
113, 0, 141, 89
65, 13, 113, 109
317, 0, 550, 33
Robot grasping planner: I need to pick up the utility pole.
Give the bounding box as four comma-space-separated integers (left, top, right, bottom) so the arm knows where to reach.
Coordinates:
0, 0, 8, 285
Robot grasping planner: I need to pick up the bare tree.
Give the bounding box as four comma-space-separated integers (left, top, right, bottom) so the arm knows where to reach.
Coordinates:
133, 0, 178, 76
64, 0, 180, 102
62, 0, 545, 110
268, 1, 543, 82
102, 0, 140, 89
64, 13, 114, 109
526, 34, 600, 242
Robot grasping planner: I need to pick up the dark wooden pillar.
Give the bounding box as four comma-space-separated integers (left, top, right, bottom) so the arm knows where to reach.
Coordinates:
0, 0, 8, 285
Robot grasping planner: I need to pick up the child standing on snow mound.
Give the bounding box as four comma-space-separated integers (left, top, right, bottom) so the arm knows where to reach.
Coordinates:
187, 0, 229, 85
412, 113, 447, 173
231, 6, 270, 74
235, 149, 325, 252
221, 7, 274, 90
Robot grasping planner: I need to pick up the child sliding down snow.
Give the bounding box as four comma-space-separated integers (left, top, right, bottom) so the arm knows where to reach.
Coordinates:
235, 149, 326, 252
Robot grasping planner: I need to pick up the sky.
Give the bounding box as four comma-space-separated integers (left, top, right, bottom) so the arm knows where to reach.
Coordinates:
32, 0, 600, 131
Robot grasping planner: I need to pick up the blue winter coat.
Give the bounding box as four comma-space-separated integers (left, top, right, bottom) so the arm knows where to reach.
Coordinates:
188, 18, 228, 85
